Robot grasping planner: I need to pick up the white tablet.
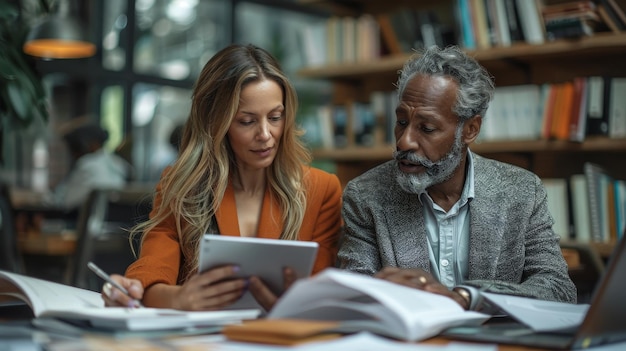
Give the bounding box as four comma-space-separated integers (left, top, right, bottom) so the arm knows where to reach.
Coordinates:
198, 234, 319, 311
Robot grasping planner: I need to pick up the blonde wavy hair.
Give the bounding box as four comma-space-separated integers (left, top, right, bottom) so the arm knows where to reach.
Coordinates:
130, 44, 311, 283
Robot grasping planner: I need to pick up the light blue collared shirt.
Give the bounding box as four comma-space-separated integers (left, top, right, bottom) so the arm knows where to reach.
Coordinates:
418, 150, 475, 289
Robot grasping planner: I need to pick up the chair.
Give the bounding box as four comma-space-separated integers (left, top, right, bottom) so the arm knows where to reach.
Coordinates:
0, 183, 25, 273
66, 186, 153, 291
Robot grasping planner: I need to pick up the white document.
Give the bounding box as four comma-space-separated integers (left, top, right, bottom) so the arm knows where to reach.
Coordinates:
481, 292, 589, 332
268, 268, 490, 342
199, 235, 318, 311
0, 270, 260, 331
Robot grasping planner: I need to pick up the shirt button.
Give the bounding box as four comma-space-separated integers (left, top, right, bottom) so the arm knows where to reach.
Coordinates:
441, 259, 449, 267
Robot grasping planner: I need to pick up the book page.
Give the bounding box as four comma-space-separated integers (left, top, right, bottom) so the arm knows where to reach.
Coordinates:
0, 271, 103, 315
269, 268, 490, 341
482, 292, 589, 332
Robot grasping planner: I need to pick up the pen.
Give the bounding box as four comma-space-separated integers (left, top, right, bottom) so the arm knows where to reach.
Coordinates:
87, 261, 144, 308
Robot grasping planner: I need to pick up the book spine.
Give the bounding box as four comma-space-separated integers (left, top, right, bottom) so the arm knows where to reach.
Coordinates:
608, 77, 626, 138
570, 174, 591, 243
515, 0, 545, 44
586, 76, 612, 137
457, 0, 478, 49
584, 162, 610, 242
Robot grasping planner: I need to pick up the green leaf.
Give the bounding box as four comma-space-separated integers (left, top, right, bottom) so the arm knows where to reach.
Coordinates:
6, 80, 31, 122
0, 54, 18, 81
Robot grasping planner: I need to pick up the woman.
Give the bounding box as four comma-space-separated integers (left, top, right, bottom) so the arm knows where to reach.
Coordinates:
102, 44, 342, 311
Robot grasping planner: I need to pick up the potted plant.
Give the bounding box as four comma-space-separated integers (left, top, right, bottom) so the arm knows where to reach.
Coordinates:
0, 0, 49, 165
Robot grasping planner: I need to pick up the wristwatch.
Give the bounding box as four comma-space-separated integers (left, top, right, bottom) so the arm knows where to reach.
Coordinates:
452, 286, 472, 310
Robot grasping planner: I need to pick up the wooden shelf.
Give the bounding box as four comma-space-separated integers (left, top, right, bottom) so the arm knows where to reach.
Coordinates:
298, 33, 626, 83
313, 138, 626, 162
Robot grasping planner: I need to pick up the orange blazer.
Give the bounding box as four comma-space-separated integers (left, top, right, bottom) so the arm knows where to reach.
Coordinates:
125, 167, 342, 289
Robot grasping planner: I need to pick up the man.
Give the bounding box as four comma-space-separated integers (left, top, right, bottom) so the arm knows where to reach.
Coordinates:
52, 122, 131, 210
337, 46, 576, 311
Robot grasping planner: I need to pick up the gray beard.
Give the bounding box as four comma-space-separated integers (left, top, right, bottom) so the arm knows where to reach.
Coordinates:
393, 127, 465, 195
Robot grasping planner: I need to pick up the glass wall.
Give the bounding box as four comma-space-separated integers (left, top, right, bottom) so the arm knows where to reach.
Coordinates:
132, 0, 231, 80
2, 0, 333, 188
131, 83, 190, 181
103, 0, 231, 182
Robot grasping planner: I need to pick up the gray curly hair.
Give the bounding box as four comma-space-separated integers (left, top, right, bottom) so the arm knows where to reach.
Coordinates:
396, 45, 495, 122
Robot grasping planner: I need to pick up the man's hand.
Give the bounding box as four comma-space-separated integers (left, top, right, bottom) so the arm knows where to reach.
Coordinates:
375, 267, 470, 310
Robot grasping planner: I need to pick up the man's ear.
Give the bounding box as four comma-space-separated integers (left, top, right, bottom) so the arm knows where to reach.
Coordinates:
464, 115, 482, 144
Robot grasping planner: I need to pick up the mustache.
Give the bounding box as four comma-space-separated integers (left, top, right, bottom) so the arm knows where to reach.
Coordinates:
393, 150, 439, 175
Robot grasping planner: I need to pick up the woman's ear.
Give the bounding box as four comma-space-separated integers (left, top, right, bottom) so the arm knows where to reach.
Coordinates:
464, 116, 482, 144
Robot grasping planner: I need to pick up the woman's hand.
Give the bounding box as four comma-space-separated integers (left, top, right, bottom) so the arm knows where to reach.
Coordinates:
248, 266, 298, 311
168, 265, 247, 311
101, 274, 144, 308
375, 267, 469, 309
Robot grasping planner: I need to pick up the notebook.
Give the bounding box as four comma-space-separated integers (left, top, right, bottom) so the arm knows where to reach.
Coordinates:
443, 235, 626, 349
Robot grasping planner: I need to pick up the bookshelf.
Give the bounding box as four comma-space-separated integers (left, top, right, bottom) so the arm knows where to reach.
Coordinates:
297, 0, 626, 186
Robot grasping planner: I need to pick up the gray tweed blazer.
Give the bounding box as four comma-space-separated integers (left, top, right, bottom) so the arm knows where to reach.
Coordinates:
338, 153, 577, 303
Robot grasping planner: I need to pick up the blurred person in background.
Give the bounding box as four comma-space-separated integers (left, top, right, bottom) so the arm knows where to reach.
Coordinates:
51, 122, 131, 211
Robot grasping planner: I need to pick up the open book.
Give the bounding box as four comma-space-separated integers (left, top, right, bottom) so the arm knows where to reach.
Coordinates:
267, 268, 490, 342
0, 270, 260, 332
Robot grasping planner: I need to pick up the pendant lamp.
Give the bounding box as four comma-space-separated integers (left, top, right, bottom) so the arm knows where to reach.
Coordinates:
23, 0, 96, 59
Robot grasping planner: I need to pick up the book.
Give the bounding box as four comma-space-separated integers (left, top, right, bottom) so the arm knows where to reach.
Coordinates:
551, 81, 575, 140
569, 77, 589, 142
584, 162, 612, 243
541, 83, 559, 140
457, 0, 477, 49
608, 77, 626, 138
598, 0, 626, 30
597, 3, 623, 32
586, 76, 612, 137
515, 0, 545, 44
0, 270, 261, 331
332, 104, 349, 148
544, 16, 596, 40
494, 0, 512, 46
376, 14, 403, 55
471, 0, 492, 49
355, 14, 380, 62
606, 0, 626, 26
267, 268, 490, 342
503, 0, 525, 42
569, 174, 592, 243
299, 21, 327, 67
542, 178, 571, 240
386, 8, 422, 53
613, 179, 626, 240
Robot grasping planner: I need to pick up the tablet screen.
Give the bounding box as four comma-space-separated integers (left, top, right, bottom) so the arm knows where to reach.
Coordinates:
198, 235, 319, 311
